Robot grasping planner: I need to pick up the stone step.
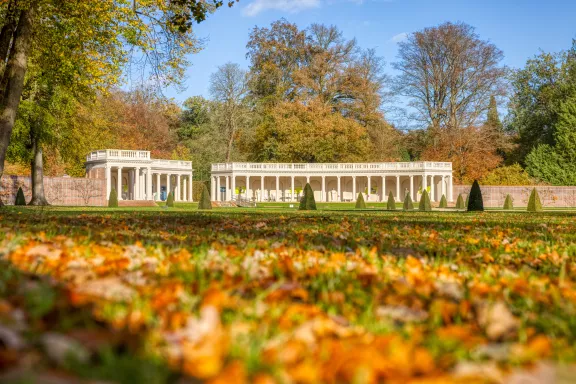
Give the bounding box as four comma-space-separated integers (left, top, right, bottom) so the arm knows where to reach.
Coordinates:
118, 200, 158, 207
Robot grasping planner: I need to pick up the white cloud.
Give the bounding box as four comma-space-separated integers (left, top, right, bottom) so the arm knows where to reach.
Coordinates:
390, 32, 408, 43
242, 0, 321, 16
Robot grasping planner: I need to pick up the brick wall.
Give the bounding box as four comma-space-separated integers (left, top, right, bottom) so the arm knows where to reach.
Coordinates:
454, 185, 576, 208
1, 175, 106, 206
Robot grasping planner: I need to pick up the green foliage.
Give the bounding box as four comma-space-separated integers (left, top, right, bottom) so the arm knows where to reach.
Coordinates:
439, 194, 448, 208
481, 164, 533, 186
486, 95, 503, 132
15, 187, 26, 206
299, 183, 316, 211
403, 193, 414, 211
418, 190, 431, 211
198, 184, 212, 210
108, 189, 119, 208
527, 188, 543, 212
467, 180, 484, 211
355, 193, 366, 209
166, 191, 174, 208
503, 194, 514, 210
465, 194, 470, 209
386, 191, 396, 210
456, 194, 466, 209
192, 181, 208, 202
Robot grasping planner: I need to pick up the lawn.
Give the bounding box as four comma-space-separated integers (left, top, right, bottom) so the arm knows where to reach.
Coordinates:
1, 206, 576, 383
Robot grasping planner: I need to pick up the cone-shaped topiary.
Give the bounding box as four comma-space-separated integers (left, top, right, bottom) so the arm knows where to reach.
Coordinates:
527, 188, 542, 212
419, 189, 432, 211
439, 194, 448, 208
403, 193, 414, 211
299, 183, 316, 210
355, 193, 366, 209
198, 184, 212, 210
166, 191, 174, 207
108, 188, 118, 208
503, 194, 513, 210
456, 194, 465, 209
465, 194, 469, 208
467, 180, 484, 211
15, 187, 26, 206
387, 191, 396, 210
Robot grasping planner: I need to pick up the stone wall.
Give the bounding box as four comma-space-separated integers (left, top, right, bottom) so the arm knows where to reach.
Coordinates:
1, 175, 106, 206
454, 185, 576, 208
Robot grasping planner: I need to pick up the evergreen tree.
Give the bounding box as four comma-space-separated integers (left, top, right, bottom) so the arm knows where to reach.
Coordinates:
355, 193, 366, 209
15, 187, 26, 206
299, 183, 316, 210
419, 189, 432, 211
387, 191, 396, 210
467, 180, 484, 211
439, 194, 448, 208
465, 194, 470, 208
198, 184, 212, 210
503, 194, 514, 210
403, 193, 414, 211
166, 191, 174, 207
486, 95, 503, 132
527, 188, 543, 212
456, 194, 466, 209
108, 188, 118, 208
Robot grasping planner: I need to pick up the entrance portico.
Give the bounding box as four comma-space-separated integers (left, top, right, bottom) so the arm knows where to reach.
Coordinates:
86, 150, 194, 202
211, 162, 453, 203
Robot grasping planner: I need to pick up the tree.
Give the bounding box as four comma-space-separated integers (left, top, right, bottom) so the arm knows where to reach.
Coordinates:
108, 188, 118, 208
14, 185, 25, 205
439, 195, 447, 208
209, 63, 249, 162
456, 194, 465, 209
480, 164, 533, 186
387, 191, 396, 210
503, 194, 513, 210
527, 188, 543, 212
467, 180, 484, 211
419, 190, 431, 211
403, 193, 414, 211
355, 193, 366, 209
394, 22, 506, 131
166, 191, 174, 207
486, 96, 503, 132
299, 183, 316, 211
198, 184, 212, 210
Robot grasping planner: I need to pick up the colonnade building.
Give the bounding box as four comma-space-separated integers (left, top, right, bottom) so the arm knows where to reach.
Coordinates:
211, 162, 453, 203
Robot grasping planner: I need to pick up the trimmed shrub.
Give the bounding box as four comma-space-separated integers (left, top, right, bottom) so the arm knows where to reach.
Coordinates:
15, 187, 26, 206
419, 189, 432, 211
166, 191, 174, 207
465, 194, 469, 208
299, 183, 316, 210
192, 181, 208, 202
403, 193, 414, 211
355, 193, 366, 209
455, 194, 465, 209
108, 188, 118, 208
198, 184, 212, 210
386, 191, 396, 210
467, 180, 484, 211
527, 188, 543, 212
439, 194, 448, 208
503, 194, 513, 210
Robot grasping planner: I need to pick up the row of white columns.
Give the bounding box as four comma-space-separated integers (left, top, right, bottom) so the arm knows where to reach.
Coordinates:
105, 165, 193, 201
210, 174, 453, 203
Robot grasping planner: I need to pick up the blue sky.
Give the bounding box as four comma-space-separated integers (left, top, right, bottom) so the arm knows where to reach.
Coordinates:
164, 0, 576, 111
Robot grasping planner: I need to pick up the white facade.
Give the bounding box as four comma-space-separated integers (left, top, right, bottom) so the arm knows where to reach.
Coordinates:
86, 150, 193, 202
211, 162, 453, 203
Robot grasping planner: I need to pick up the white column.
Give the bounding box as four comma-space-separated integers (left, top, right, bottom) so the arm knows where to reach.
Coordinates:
381, 176, 386, 202
306, 176, 310, 185
183, 179, 187, 202
211, 176, 215, 201
422, 174, 427, 200
231, 175, 236, 201
430, 175, 435, 202
367, 176, 371, 201
409, 175, 414, 199
448, 175, 454, 202
396, 175, 400, 202
156, 173, 161, 200
275, 176, 279, 202
225, 176, 230, 201
135, 167, 141, 200
246, 176, 250, 201
175, 174, 181, 201
167, 174, 171, 199
291, 176, 295, 202
129, 170, 134, 200
117, 167, 123, 200
189, 174, 193, 202
260, 175, 264, 202
321, 176, 326, 202
352, 176, 356, 199
105, 166, 111, 199
147, 168, 152, 200
216, 176, 220, 202
337, 176, 341, 202
441, 175, 446, 199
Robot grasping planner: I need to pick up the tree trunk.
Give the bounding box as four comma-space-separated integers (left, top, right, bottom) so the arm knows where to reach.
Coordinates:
0, 5, 36, 206
28, 129, 49, 206
0, 0, 18, 74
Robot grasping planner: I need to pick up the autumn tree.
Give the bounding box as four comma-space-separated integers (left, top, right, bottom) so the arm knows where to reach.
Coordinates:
393, 22, 506, 131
